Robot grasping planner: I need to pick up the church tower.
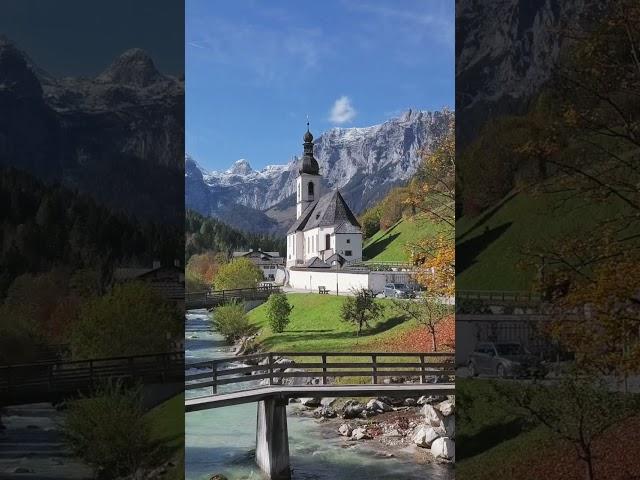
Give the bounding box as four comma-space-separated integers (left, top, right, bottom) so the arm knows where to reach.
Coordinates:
296, 123, 321, 219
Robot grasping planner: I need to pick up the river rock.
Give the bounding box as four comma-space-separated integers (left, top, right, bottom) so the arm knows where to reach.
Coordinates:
366, 399, 393, 413
313, 406, 337, 418
351, 427, 369, 440
404, 398, 417, 407
436, 399, 455, 416
413, 425, 440, 448
342, 401, 365, 419
338, 423, 353, 436
300, 397, 321, 408
320, 397, 336, 407
431, 437, 455, 461
418, 395, 447, 405
423, 404, 445, 428
442, 415, 455, 439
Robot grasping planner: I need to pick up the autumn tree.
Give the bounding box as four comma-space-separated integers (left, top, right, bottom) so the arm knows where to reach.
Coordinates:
518, 1, 640, 379
406, 111, 455, 296
71, 282, 180, 359
393, 296, 451, 351
213, 258, 263, 290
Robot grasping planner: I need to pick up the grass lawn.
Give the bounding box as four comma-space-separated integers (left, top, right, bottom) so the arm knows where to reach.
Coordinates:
456, 191, 628, 291
363, 216, 438, 262
146, 394, 184, 480
247, 293, 414, 353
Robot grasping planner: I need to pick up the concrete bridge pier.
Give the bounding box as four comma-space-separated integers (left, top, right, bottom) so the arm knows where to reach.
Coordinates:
255, 396, 291, 479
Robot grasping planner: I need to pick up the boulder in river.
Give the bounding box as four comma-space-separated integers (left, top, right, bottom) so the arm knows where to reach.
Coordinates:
412, 425, 440, 448
338, 423, 353, 436
431, 436, 455, 461
299, 397, 322, 408
342, 401, 365, 419
351, 427, 369, 440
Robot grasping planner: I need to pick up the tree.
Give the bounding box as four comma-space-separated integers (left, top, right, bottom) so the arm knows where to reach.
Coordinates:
71, 282, 180, 359
393, 296, 450, 351
213, 258, 263, 290
340, 289, 384, 336
492, 375, 640, 480
211, 302, 256, 342
406, 112, 455, 296
265, 293, 293, 333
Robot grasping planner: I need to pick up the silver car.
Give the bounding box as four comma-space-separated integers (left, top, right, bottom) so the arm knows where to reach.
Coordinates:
467, 342, 546, 378
383, 283, 413, 298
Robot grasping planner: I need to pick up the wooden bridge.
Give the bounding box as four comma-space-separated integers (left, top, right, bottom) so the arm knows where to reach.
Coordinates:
185, 285, 280, 310
185, 351, 455, 479
0, 351, 184, 406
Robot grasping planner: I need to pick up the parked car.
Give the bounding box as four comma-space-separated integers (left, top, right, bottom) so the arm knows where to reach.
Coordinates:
467, 342, 546, 378
383, 283, 414, 298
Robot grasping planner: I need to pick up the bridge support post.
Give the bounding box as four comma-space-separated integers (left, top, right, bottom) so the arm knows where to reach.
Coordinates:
255, 396, 290, 480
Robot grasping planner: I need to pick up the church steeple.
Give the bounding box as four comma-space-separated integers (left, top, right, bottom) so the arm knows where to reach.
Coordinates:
300, 122, 320, 175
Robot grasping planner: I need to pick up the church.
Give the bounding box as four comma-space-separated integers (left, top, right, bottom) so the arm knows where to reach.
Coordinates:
286, 125, 363, 270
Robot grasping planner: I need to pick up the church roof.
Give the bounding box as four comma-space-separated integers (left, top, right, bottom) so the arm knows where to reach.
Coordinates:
303, 256, 331, 268
287, 190, 362, 234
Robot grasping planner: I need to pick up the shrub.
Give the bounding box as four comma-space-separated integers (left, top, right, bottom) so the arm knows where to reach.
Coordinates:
213, 258, 263, 290
211, 302, 256, 342
265, 293, 293, 333
63, 381, 154, 479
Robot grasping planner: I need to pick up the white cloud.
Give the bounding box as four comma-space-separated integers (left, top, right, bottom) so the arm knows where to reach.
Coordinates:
329, 96, 357, 124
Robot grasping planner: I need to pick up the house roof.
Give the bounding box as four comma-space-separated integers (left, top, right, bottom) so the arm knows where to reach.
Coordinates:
287, 190, 361, 234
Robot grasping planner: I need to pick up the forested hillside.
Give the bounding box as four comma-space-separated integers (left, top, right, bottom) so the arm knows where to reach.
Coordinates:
0, 167, 182, 298
185, 210, 285, 260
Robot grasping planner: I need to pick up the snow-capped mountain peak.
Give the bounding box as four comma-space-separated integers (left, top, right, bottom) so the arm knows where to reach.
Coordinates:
226, 159, 253, 175
186, 109, 453, 234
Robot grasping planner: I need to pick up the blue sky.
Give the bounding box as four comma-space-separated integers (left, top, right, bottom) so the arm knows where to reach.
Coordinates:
186, 0, 454, 172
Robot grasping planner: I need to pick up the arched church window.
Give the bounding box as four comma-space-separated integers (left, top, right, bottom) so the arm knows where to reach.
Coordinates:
308, 181, 314, 198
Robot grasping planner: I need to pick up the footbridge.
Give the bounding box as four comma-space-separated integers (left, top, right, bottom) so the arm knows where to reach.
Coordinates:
185, 285, 280, 310
185, 351, 455, 480
0, 351, 184, 406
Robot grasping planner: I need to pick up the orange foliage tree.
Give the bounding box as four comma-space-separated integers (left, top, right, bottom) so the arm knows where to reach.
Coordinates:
405, 111, 455, 297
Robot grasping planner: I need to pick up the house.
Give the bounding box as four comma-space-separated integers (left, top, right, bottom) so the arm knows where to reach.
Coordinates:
113, 260, 184, 304
232, 249, 285, 281
286, 124, 363, 269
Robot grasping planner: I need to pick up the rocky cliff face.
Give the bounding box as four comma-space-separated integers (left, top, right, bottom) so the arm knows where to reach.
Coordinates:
186, 109, 453, 234
456, 0, 599, 146
0, 38, 184, 223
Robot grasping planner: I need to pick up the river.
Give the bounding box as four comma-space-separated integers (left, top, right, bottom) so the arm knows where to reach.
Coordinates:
185, 309, 454, 480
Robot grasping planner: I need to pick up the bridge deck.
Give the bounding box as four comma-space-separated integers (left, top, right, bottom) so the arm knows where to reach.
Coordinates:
185, 383, 455, 410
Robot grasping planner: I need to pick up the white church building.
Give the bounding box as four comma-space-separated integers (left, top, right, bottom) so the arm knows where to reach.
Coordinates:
286, 125, 363, 269
284, 126, 411, 294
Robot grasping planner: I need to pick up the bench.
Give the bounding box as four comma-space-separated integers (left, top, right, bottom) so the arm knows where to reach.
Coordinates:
318, 286, 329, 295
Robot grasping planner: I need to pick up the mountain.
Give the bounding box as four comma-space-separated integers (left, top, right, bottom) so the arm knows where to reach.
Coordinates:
456, 0, 601, 147
0, 37, 184, 223
186, 109, 452, 235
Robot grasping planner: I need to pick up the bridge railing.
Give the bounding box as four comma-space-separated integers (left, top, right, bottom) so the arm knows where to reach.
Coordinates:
185, 351, 455, 395
457, 290, 542, 303
185, 285, 281, 308
0, 351, 184, 400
